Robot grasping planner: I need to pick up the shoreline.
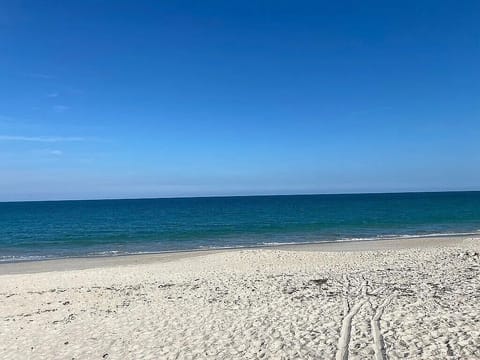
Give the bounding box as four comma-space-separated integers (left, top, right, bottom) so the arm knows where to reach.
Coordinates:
0, 234, 474, 275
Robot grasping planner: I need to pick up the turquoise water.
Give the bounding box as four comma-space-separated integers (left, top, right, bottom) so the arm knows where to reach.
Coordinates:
0, 192, 479, 262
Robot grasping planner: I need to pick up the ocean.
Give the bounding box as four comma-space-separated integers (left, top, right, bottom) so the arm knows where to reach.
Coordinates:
0, 191, 479, 262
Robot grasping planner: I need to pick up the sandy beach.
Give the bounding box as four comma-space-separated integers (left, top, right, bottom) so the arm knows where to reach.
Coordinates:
1, 235, 479, 359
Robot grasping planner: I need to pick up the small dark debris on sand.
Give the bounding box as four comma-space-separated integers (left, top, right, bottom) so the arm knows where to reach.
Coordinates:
158, 283, 175, 289
310, 279, 328, 286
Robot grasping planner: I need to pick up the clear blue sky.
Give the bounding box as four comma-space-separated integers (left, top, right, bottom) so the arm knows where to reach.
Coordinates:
1, 1, 479, 201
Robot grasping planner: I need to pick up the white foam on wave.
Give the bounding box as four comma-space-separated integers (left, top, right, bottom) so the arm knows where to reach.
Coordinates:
0, 255, 50, 263
88, 250, 122, 256
260, 230, 480, 247
261, 241, 321, 246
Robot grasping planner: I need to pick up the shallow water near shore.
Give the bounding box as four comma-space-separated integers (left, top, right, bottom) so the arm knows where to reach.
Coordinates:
1, 191, 479, 262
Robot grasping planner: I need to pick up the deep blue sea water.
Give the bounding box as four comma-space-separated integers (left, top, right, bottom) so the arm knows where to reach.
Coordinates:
1, 192, 479, 262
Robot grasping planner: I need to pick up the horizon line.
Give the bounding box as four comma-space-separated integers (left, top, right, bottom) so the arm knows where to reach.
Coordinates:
1, 189, 479, 204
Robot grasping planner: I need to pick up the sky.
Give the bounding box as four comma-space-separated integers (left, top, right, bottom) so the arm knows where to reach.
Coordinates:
1, 1, 479, 201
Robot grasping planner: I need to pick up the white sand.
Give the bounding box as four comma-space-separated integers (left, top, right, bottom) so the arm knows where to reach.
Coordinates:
1, 236, 479, 359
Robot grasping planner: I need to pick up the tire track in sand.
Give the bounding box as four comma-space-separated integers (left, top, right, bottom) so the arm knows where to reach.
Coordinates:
335, 276, 369, 360
371, 293, 395, 360
335, 277, 393, 360
335, 298, 368, 360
